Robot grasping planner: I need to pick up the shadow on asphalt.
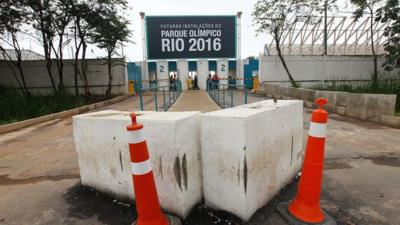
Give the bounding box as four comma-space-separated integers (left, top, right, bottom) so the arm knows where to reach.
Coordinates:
62, 177, 361, 225
63, 184, 137, 225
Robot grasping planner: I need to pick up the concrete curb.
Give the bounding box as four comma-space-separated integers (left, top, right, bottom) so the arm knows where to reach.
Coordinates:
0, 95, 130, 135
260, 83, 400, 129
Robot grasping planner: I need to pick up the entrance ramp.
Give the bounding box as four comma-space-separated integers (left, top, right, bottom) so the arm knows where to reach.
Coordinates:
168, 90, 220, 112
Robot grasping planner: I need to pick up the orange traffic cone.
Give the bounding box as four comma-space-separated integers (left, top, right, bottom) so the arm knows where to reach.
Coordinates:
127, 113, 180, 225
277, 98, 336, 225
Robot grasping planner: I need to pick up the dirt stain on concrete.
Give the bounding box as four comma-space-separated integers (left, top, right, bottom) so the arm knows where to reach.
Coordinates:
324, 161, 353, 170
290, 134, 294, 166
366, 156, 400, 168
173, 155, 182, 191
237, 160, 240, 185
119, 149, 123, 172
182, 153, 188, 191
0, 174, 79, 186
243, 155, 248, 194
159, 156, 163, 179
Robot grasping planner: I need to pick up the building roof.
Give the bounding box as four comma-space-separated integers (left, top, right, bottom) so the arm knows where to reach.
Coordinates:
0, 49, 45, 61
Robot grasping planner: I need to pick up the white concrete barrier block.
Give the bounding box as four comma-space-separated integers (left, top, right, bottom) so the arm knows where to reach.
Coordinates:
73, 110, 202, 218
201, 100, 303, 221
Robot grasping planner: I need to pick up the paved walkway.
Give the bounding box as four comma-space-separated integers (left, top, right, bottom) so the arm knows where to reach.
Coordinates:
168, 90, 220, 112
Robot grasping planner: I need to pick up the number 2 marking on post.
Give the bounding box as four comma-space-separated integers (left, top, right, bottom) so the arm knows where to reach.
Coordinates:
160, 65, 165, 73
221, 64, 226, 72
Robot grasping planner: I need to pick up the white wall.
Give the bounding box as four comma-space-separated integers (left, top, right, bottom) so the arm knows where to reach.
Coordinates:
0, 58, 128, 95
217, 59, 229, 85
177, 60, 189, 90
197, 60, 208, 90
156, 61, 169, 87
259, 55, 397, 86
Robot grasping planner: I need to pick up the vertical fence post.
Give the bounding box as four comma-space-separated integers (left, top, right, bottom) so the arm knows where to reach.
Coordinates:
139, 81, 144, 111
218, 85, 220, 105
173, 85, 175, 102
153, 87, 158, 111
213, 84, 215, 100
244, 86, 248, 104
223, 85, 225, 108
163, 87, 167, 111
230, 87, 234, 107
168, 87, 171, 105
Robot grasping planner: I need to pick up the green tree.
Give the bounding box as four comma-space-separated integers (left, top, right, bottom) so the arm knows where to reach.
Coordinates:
68, 0, 93, 97
376, 0, 400, 71
253, 0, 324, 88
90, 14, 130, 96
51, 0, 73, 91
89, 1, 130, 96
0, 0, 31, 96
351, 0, 384, 89
25, 0, 58, 92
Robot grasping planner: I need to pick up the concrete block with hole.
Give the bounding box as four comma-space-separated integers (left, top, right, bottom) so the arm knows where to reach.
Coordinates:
73, 110, 202, 218
201, 100, 304, 221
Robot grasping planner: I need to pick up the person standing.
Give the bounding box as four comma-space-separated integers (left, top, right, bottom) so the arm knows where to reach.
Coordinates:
187, 76, 193, 90
212, 74, 219, 90
207, 74, 212, 91
193, 75, 199, 90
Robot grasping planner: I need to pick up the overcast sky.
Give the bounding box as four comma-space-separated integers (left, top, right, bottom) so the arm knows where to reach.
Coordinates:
14, 0, 354, 62
124, 0, 267, 61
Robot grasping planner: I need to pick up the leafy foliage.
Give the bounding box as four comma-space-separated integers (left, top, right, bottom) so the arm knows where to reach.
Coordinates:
88, 1, 130, 96
253, 0, 325, 87
0, 0, 132, 97
376, 0, 400, 71
0, 0, 31, 96
0, 85, 108, 125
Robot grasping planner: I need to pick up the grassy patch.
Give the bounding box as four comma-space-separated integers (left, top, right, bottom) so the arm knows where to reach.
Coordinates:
0, 87, 109, 125
310, 74, 400, 114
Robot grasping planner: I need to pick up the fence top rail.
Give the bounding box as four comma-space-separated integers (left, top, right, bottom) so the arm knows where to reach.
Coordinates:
206, 80, 246, 88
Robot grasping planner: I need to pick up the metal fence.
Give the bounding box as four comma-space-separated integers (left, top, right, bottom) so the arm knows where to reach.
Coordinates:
206, 80, 249, 108
137, 80, 182, 111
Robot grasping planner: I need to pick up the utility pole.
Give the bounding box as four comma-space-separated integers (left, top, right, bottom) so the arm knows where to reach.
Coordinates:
324, 0, 328, 55
140, 12, 148, 87
237, 11, 242, 84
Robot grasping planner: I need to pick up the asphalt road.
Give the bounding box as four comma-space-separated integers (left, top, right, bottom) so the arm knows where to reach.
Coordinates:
0, 92, 399, 225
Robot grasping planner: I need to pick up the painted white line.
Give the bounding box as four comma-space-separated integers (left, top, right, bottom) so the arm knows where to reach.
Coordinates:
131, 160, 152, 175
309, 122, 326, 138
129, 129, 146, 144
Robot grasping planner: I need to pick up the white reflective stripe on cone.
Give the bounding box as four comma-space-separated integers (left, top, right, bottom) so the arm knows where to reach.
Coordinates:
309, 122, 327, 138
128, 129, 146, 144
131, 160, 152, 175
